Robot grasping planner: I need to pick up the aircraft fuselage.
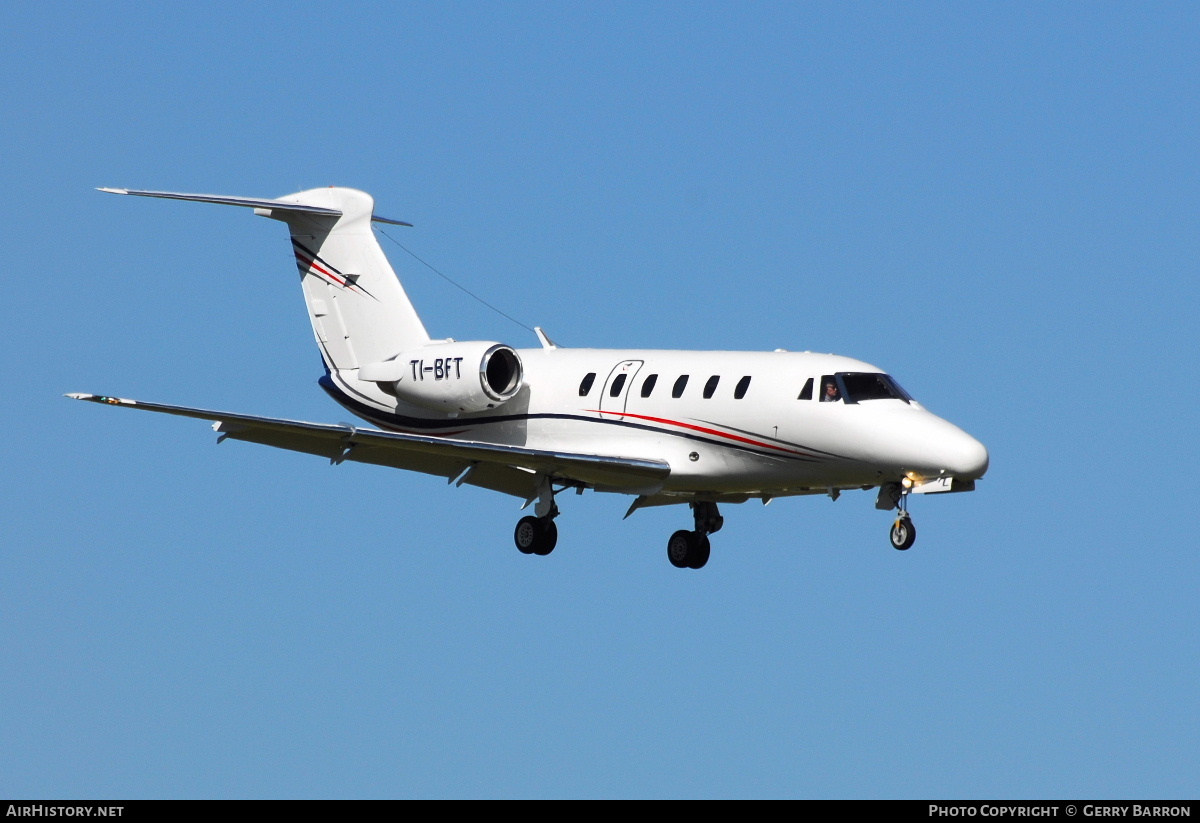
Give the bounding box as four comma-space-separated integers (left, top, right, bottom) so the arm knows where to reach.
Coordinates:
321, 347, 988, 502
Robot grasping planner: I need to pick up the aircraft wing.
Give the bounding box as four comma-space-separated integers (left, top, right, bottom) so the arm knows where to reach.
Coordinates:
67, 393, 671, 499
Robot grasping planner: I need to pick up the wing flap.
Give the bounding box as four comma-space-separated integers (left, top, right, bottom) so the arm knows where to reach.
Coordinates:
68, 393, 671, 497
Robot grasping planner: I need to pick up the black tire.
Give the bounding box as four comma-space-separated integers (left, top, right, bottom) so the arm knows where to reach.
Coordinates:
515, 516, 541, 554
532, 519, 557, 556
667, 530, 694, 568
687, 533, 711, 569
890, 517, 916, 551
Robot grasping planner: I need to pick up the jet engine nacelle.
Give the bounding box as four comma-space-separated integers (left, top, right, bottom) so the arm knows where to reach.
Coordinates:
360, 341, 524, 413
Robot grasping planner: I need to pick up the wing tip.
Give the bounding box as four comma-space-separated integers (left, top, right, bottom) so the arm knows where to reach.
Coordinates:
66, 392, 135, 406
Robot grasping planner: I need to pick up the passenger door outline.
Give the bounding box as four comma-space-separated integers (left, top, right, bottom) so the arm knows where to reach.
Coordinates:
598, 360, 644, 417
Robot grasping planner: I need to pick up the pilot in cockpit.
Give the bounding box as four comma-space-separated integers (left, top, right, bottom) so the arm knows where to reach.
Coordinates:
821, 380, 841, 402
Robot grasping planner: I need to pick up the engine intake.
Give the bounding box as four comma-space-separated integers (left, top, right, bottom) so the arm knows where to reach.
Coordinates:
480, 345, 522, 401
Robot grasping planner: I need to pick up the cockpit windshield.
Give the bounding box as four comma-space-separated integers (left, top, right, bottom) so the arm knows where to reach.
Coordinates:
837, 372, 912, 403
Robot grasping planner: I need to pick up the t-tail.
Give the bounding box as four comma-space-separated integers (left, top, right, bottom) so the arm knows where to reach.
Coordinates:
98, 187, 431, 374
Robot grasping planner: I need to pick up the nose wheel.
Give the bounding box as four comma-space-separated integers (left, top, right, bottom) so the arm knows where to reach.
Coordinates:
889, 515, 916, 550
888, 484, 917, 550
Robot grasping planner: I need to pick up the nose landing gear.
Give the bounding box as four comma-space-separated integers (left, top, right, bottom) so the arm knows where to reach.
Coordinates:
889, 515, 916, 551
888, 483, 917, 551
667, 502, 722, 569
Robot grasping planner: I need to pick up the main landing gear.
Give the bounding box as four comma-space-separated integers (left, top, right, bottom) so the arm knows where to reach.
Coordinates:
667, 502, 723, 570
514, 476, 561, 556
515, 514, 558, 556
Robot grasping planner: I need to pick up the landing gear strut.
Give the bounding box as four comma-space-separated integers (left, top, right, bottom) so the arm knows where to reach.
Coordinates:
889, 484, 916, 551
667, 501, 722, 569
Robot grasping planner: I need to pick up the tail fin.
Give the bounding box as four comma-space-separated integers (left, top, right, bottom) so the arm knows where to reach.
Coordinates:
99, 186, 430, 371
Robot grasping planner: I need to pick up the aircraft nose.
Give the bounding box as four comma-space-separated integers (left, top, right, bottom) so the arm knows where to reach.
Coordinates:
947, 430, 989, 479
894, 413, 989, 480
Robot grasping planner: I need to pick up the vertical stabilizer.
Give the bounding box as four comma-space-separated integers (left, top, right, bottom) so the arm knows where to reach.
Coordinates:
263, 187, 429, 371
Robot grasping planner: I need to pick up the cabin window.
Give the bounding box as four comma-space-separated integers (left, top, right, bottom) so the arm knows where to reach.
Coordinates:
579, 373, 596, 396
819, 375, 841, 403
838, 372, 912, 403
609, 374, 627, 397
703, 375, 720, 399
798, 377, 813, 400
640, 374, 658, 398
672, 375, 689, 398
734, 376, 751, 399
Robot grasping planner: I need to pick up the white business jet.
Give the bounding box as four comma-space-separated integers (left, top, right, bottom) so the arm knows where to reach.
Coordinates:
71, 187, 988, 569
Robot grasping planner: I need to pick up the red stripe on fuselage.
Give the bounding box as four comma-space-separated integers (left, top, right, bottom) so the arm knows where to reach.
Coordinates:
587, 409, 813, 456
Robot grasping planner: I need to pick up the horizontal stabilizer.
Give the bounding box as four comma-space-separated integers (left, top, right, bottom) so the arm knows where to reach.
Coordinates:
97, 188, 412, 226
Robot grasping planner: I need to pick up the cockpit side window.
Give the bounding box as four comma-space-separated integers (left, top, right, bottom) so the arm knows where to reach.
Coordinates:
837, 372, 912, 403
798, 377, 814, 400
819, 375, 841, 403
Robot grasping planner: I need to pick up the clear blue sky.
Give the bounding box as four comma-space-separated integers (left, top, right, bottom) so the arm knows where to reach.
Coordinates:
3, 2, 1197, 798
